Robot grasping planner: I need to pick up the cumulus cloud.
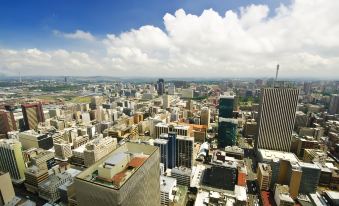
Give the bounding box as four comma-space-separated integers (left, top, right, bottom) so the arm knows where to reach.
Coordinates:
53, 29, 96, 41
1, 0, 339, 78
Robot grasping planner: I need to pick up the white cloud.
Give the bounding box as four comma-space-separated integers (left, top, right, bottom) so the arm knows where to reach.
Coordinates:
1, 0, 339, 78
54, 29, 96, 41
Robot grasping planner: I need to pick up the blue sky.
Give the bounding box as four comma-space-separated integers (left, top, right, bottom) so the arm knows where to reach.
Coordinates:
0, 0, 338, 78
0, 0, 289, 50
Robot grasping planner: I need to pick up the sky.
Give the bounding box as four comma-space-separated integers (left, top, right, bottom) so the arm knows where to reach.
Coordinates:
0, 0, 338, 79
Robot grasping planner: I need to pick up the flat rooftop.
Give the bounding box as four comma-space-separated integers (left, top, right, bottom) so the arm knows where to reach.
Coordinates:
76, 142, 158, 190
258, 149, 299, 163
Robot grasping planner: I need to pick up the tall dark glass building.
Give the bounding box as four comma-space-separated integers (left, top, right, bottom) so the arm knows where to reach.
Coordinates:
160, 132, 176, 168
157, 78, 165, 96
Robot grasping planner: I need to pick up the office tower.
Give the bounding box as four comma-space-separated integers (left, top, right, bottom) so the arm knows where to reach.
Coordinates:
176, 135, 194, 168
257, 163, 272, 191
255, 88, 299, 152
219, 95, 235, 118
299, 162, 321, 194
154, 139, 169, 171
0, 139, 25, 183
303, 82, 312, 95
83, 137, 117, 167
75, 143, 160, 206
162, 94, 170, 109
0, 172, 16, 206
160, 132, 177, 169
171, 167, 192, 187
218, 118, 237, 148
218, 94, 237, 148
329, 94, 339, 115
0, 110, 16, 136
21, 103, 45, 130
157, 78, 165, 96
160, 176, 177, 206
200, 107, 210, 127
19, 130, 54, 150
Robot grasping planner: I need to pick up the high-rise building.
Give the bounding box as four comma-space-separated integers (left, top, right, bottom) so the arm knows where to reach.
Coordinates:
154, 139, 169, 171
218, 118, 237, 148
75, 143, 160, 206
157, 78, 165, 96
200, 107, 210, 127
0, 110, 16, 136
21, 103, 45, 130
219, 95, 235, 118
176, 135, 194, 168
160, 132, 177, 169
0, 139, 26, 183
255, 88, 299, 152
329, 94, 339, 115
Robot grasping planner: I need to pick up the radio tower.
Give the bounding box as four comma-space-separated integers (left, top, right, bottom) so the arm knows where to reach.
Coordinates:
273, 64, 279, 88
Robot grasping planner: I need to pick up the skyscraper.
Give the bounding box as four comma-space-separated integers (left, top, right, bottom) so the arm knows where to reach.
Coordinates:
157, 78, 165, 96
75, 143, 160, 206
0, 139, 26, 183
329, 94, 339, 115
0, 110, 17, 136
219, 95, 235, 118
218, 94, 237, 148
21, 103, 45, 130
255, 88, 299, 152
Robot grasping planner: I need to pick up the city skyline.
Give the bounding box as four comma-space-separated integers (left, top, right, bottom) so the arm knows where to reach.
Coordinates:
1, 0, 339, 78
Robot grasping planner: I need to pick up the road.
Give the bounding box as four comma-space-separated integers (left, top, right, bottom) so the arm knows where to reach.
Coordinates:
244, 157, 260, 206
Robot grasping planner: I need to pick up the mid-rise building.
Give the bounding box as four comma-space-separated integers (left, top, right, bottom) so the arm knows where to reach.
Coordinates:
21, 103, 45, 130
219, 94, 235, 118
0, 139, 25, 183
83, 137, 117, 167
171, 167, 191, 187
160, 176, 177, 206
257, 163, 272, 191
19, 130, 54, 150
75, 143, 160, 206
24, 166, 49, 193
299, 162, 321, 194
38, 172, 73, 202
274, 184, 295, 206
54, 141, 72, 160
255, 88, 299, 152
